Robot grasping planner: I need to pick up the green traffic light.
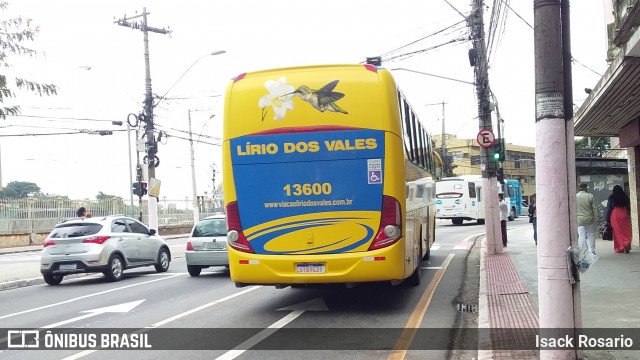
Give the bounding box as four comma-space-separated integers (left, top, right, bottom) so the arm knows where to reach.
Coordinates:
493, 152, 500, 160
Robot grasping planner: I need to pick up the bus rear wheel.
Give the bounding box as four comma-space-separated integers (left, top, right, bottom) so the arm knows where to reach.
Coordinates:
452, 218, 463, 225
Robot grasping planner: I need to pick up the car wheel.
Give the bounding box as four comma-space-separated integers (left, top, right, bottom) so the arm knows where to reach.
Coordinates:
104, 254, 124, 282
43, 274, 63, 285
187, 265, 202, 277
154, 248, 170, 272
508, 208, 515, 221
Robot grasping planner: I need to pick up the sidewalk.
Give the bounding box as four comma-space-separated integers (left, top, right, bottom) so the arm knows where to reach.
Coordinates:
479, 219, 640, 359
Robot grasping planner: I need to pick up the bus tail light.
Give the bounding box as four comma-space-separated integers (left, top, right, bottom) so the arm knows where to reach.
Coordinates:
369, 196, 402, 250
226, 201, 255, 253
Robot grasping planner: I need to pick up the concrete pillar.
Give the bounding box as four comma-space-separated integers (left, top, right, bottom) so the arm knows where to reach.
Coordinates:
628, 145, 640, 246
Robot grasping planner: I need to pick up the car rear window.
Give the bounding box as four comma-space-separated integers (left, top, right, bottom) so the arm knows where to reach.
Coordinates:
193, 219, 227, 237
49, 223, 103, 238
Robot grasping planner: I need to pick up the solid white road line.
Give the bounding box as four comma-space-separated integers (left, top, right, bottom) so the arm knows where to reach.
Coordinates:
215, 310, 305, 360
0, 273, 184, 321
62, 286, 262, 360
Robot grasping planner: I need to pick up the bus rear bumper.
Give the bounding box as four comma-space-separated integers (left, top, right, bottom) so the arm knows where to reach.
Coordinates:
228, 243, 407, 286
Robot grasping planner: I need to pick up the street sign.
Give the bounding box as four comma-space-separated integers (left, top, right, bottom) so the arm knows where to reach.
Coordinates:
149, 178, 161, 197
476, 129, 496, 148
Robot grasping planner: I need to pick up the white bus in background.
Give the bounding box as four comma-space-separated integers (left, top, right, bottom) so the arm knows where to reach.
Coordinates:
435, 176, 485, 225
406, 177, 436, 259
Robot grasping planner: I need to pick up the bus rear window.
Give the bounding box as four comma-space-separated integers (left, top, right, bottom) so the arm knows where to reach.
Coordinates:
436, 192, 463, 199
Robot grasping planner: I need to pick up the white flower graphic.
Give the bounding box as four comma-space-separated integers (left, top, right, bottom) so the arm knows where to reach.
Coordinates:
258, 77, 295, 121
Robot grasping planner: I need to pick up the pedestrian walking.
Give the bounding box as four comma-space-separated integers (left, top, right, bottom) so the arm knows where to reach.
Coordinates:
528, 193, 537, 245
576, 183, 597, 255
605, 185, 632, 253
498, 193, 508, 247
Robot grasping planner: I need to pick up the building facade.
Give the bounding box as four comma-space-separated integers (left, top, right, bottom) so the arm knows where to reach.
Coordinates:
573, 0, 640, 244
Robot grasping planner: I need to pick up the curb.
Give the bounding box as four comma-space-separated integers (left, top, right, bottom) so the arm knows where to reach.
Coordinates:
0, 273, 94, 292
0, 248, 42, 255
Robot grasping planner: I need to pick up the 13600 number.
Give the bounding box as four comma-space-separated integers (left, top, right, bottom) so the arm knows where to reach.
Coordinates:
283, 183, 332, 196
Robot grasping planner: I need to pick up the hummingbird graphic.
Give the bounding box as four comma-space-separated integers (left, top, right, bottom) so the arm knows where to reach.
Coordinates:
288, 80, 348, 114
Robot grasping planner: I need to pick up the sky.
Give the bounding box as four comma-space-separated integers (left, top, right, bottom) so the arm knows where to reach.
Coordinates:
0, 0, 609, 202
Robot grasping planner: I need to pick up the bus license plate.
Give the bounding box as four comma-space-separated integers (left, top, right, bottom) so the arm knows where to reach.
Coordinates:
59, 264, 77, 270
296, 263, 326, 274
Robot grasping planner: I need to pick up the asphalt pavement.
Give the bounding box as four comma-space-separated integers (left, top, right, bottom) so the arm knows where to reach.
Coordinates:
1, 223, 638, 359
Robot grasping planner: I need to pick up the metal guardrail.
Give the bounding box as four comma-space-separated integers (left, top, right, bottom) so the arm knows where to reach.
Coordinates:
0, 197, 223, 235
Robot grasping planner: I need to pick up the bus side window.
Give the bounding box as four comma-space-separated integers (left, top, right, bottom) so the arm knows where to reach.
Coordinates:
416, 185, 425, 199
468, 182, 477, 198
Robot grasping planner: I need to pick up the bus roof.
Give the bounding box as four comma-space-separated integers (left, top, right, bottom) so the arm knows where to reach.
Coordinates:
223, 64, 401, 139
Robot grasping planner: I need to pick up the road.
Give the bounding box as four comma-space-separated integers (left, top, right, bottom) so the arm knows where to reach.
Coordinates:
0, 219, 516, 360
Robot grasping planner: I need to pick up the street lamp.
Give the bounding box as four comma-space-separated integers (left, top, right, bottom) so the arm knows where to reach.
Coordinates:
145, 50, 226, 230
154, 50, 227, 109
188, 111, 216, 223
112, 119, 135, 215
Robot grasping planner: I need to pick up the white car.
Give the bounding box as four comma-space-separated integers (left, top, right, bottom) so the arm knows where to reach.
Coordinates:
185, 214, 229, 276
40, 215, 171, 285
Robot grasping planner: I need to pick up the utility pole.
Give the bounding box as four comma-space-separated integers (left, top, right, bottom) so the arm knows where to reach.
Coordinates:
534, 1, 581, 359
425, 102, 448, 176
440, 102, 447, 176
469, 0, 501, 253
188, 109, 200, 223
115, 8, 170, 230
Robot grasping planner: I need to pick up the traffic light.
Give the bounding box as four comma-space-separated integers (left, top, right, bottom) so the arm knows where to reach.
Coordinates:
497, 167, 505, 184
492, 139, 505, 161
132, 181, 148, 196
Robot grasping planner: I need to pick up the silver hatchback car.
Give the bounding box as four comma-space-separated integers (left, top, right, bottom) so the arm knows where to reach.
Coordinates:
185, 214, 228, 276
40, 215, 171, 285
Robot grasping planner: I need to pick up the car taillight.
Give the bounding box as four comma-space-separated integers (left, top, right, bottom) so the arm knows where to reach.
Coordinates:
368, 196, 402, 250
43, 240, 55, 247
83, 236, 111, 244
226, 201, 254, 253
186, 241, 194, 251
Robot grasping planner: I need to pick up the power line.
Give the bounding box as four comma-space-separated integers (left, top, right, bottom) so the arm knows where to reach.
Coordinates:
499, 1, 603, 77
383, 37, 468, 63
572, 57, 603, 77
499, 0, 532, 29
9, 114, 123, 122
0, 129, 126, 137
164, 131, 220, 146
377, 19, 468, 60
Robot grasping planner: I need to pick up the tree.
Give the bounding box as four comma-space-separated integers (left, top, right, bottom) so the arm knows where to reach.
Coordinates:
0, 180, 40, 198
96, 191, 124, 203
575, 136, 611, 157
0, 1, 57, 119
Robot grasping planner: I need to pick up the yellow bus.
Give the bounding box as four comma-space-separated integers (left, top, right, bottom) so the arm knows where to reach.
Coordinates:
222, 63, 437, 288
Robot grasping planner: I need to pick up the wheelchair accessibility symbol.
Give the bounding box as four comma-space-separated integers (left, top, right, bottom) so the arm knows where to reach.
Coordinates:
368, 170, 382, 184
